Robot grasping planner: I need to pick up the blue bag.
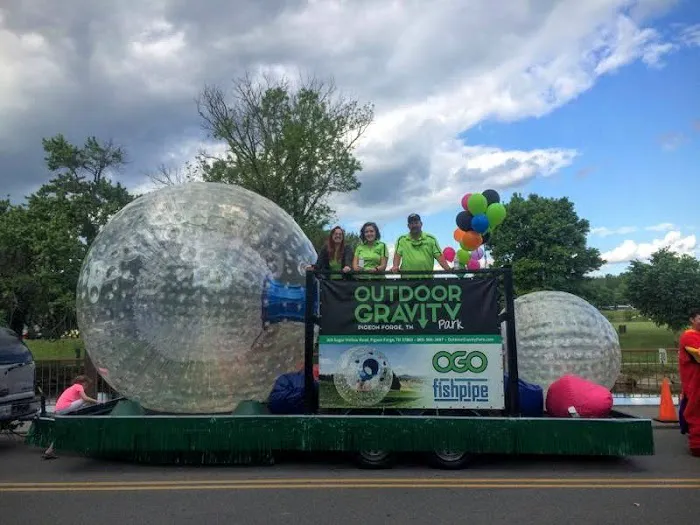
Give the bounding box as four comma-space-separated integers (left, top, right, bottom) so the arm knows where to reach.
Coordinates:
268, 371, 317, 415
504, 375, 544, 417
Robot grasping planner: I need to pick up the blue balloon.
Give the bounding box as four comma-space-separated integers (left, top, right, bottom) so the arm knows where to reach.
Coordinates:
471, 214, 490, 234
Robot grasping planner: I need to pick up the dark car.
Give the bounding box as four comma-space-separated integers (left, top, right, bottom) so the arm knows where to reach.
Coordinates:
0, 327, 40, 424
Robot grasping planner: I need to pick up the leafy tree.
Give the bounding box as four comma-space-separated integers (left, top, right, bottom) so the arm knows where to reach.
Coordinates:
194, 73, 374, 238
308, 227, 361, 253
0, 204, 34, 334
580, 273, 629, 308
0, 135, 135, 337
35, 134, 134, 245
0, 200, 85, 336
626, 248, 700, 332
488, 193, 603, 296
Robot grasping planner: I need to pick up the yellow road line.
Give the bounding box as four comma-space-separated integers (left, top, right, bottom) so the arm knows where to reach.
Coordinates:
0, 477, 698, 488
1, 483, 699, 493
0, 480, 699, 492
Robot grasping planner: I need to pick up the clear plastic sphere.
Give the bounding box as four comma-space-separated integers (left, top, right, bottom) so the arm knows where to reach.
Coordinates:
502, 291, 621, 395
76, 182, 317, 414
333, 346, 393, 407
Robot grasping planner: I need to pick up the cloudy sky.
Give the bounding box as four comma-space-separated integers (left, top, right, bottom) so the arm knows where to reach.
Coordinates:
1, 0, 698, 275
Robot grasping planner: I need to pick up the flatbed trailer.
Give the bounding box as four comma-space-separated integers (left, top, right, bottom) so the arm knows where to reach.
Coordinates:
25, 268, 654, 468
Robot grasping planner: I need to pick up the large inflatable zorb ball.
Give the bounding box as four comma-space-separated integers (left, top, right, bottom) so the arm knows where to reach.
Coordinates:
76, 182, 317, 414
503, 291, 621, 395
333, 347, 392, 407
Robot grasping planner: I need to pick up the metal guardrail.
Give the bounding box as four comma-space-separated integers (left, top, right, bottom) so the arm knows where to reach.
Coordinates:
34, 348, 680, 403
614, 348, 681, 397
34, 359, 117, 401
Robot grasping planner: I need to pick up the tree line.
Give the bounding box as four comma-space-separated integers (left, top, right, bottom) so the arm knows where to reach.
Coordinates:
1, 72, 697, 339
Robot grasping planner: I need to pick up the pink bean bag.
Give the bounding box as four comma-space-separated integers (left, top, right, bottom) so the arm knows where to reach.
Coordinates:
545, 374, 613, 418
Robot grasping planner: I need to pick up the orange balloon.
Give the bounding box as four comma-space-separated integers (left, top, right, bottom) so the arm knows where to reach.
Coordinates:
453, 228, 466, 243
461, 231, 483, 250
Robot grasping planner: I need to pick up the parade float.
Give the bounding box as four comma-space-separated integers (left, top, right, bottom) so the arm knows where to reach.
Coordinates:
26, 182, 654, 468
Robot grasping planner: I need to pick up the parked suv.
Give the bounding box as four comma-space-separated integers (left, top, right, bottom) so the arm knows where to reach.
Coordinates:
0, 327, 40, 425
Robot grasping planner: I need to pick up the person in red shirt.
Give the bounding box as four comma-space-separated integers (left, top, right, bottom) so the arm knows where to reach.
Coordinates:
678, 308, 700, 457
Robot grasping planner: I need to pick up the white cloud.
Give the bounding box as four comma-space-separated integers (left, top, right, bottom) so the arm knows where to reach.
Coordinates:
589, 222, 678, 237
0, 0, 692, 223
593, 14, 675, 74
645, 222, 676, 232
335, 145, 578, 223
601, 230, 697, 264
590, 226, 639, 237
679, 23, 700, 47
658, 131, 688, 151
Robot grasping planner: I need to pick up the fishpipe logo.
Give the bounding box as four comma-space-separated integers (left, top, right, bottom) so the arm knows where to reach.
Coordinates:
432, 350, 490, 403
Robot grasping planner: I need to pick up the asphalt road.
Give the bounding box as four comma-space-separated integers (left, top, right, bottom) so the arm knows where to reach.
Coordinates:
1, 426, 698, 525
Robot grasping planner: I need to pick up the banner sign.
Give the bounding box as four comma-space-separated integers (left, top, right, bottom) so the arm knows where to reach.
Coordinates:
317, 278, 505, 410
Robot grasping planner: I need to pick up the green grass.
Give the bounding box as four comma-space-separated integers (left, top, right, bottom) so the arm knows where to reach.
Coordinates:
23, 310, 678, 362
613, 321, 677, 350
600, 309, 642, 323
600, 309, 678, 350
25, 338, 85, 360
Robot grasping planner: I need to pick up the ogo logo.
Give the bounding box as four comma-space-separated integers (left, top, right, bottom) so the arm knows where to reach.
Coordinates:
432, 350, 488, 374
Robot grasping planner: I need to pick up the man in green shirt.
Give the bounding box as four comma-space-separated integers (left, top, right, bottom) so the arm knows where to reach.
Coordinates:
391, 213, 451, 275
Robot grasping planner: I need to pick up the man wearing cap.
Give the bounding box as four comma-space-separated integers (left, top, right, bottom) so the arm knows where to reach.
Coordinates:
391, 213, 451, 275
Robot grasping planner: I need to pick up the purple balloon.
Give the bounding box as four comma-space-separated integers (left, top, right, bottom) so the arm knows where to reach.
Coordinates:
471, 247, 484, 260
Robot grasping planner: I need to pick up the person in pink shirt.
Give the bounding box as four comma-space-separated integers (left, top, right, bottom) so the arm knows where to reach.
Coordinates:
54, 375, 98, 413
42, 375, 99, 459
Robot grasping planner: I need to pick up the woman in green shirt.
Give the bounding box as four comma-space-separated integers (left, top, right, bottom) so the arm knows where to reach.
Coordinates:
353, 222, 388, 278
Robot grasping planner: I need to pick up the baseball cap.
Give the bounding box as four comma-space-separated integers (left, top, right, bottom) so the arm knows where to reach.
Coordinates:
407, 213, 421, 222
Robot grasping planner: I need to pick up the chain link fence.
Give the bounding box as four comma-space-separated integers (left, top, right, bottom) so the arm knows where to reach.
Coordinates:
34, 359, 118, 404
34, 348, 680, 407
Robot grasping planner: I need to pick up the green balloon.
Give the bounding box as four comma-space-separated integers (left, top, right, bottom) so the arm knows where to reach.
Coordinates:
486, 203, 507, 227
467, 193, 488, 215
457, 249, 471, 264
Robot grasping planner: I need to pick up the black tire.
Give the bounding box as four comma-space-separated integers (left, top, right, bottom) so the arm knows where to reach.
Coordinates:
428, 450, 474, 470
355, 449, 395, 469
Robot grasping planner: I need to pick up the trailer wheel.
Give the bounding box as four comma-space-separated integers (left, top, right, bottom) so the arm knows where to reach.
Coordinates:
355, 449, 395, 469
429, 450, 474, 470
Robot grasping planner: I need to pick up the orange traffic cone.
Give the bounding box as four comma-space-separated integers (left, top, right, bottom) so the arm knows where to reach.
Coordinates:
654, 377, 678, 423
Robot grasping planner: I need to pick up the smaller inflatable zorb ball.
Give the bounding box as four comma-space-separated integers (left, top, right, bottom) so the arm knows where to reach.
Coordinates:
333, 346, 392, 407
503, 291, 621, 395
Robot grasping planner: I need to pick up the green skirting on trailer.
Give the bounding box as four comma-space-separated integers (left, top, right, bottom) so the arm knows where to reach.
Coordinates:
24, 417, 55, 449
26, 409, 654, 465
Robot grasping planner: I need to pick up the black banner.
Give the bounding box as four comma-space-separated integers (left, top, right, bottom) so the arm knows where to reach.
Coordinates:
319, 277, 500, 336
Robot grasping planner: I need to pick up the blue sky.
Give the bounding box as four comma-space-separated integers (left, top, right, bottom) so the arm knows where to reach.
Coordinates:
2, 1, 698, 278
331, 2, 699, 277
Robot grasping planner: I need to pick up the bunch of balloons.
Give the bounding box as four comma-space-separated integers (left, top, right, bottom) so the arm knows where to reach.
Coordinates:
442, 189, 507, 270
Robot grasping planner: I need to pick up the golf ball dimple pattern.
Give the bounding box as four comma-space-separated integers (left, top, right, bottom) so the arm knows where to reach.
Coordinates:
503, 291, 621, 395
76, 182, 318, 414
333, 346, 393, 406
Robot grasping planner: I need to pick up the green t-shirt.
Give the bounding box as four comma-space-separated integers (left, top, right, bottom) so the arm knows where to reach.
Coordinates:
329, 259, 343, 280
354, 241, 388, 279
395, 232, 441, 275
